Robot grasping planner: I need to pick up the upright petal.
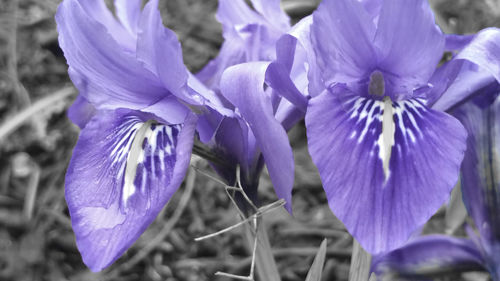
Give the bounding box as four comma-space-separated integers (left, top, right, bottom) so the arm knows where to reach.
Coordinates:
136, 0, 190, 102
288, 16, 324, 97
311, 0, 376, 85
78, 0, 135, 51
374, 0, 445, 94
114, 0, 142, 36
306, 86, 467, 254
220, 62, 295, 212
249, 0, 290, 31
56, 0, 166, 109
372, 235, 485, 278
65, 109, 196, 271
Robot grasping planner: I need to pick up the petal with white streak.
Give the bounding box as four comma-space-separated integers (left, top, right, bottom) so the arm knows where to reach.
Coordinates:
65, 109, 196, 271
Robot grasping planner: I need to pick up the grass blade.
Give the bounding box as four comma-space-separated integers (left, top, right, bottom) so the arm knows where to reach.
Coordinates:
305, 239, 328, 281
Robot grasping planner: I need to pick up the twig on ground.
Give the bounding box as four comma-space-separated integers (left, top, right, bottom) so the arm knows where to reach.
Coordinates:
0, 86, 75, 142
22, 161, 40, 221
193, 165, 284, 281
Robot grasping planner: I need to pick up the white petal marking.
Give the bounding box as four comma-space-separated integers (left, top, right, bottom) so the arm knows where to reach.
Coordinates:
122, 120, 155, 206
377, 97, 395, 181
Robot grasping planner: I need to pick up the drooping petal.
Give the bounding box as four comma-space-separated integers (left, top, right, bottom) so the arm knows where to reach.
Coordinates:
372, 235, 485, 278
373, 0, 445, 94
114, 0, 142, 36
452, 97, 500, 247
305, 86, 467, 254
65, 109, 196, 271
220, 62, 294, 212
311, 0, 376, 85
455, 28, 500, 83
56, 0, 166, 109
68, 95, 96, 129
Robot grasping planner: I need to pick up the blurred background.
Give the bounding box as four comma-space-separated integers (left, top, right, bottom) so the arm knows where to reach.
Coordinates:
0, 0, 499, 280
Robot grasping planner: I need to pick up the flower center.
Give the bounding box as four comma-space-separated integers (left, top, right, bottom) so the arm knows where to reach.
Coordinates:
369, 70, 385, 97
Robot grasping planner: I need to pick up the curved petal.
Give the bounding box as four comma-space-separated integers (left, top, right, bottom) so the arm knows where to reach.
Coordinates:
68, 95, 96, 129
266, 61, 308, 112
56, 0, 166, 109
428, 60, 497, 111
374, 0, 445, 94
452, 97, 500, 247
311, 0, 376, 85
305, 86, 467, 254
65, 109, 196, 271
372, 235, 485, 277
220, 62, 294, 212
455, 28, 500, 83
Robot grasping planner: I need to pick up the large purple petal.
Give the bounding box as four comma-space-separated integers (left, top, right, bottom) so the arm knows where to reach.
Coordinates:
372, 235, 485, 277
56, 0, 166, 109
65, 109, 196, 271
311, 0, 376, 86
373, 0, 445, 94
305, 86, 467, 254
220, 62, 294, 212
455, 28, 500, 83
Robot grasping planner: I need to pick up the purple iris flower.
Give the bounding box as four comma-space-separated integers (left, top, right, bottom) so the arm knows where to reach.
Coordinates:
57, 0, 228, 271
302, 0, 500, 254
196, 0, 309, 211
372, 84, 500, 280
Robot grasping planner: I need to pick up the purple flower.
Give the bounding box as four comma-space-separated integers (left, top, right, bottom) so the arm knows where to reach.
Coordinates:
57, 0, 226, 271
197, 0, 308, 211
303, 0, 500, 254
372, 85, 500, 280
